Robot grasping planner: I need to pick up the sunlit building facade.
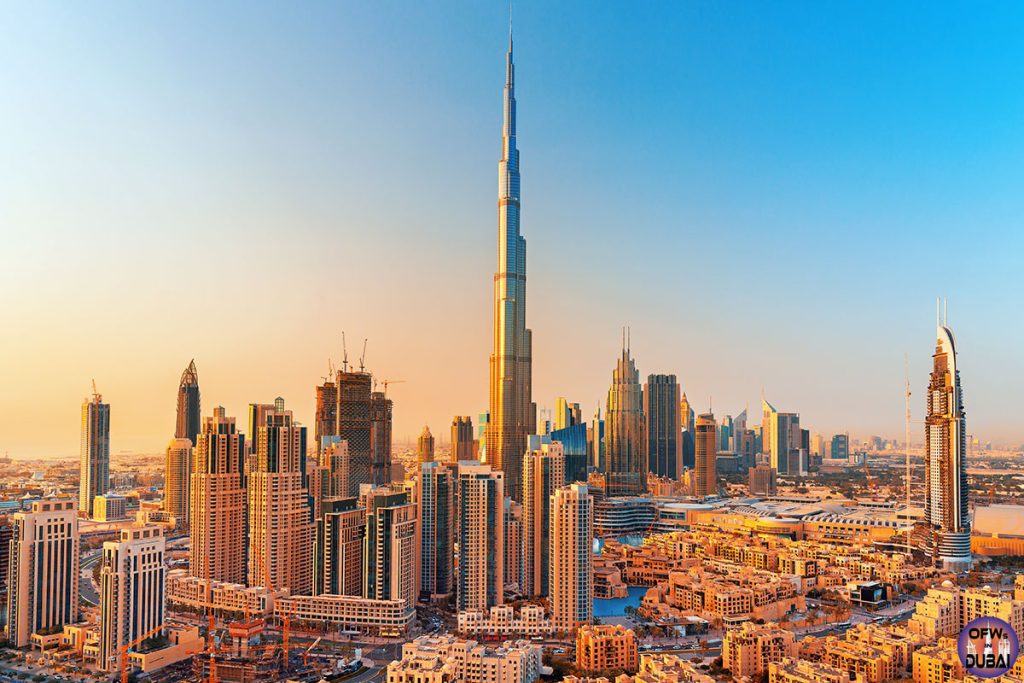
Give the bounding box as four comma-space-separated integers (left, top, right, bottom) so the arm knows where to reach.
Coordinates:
924, 320, 971, 571
522, 442, 565, 597
80, 388, 110, 518
459, 463, 505, 610
549, 484, 593, 633
487, 31, 535, 503
605, 341, 646, 497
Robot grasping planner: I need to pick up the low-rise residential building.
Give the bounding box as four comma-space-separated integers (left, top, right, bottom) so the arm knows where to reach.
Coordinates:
911, 638, 963, 683
576, 624, 638, 674
458, 604, 552, 637
768, 657, 852, 683
722, 621, 796, 678
387, 635, 543, 683
274, 594, 414, 636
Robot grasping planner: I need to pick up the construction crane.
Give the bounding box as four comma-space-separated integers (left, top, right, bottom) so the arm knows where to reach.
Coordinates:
380, 379, 405, 396
303, 637, 322, 667
341, 332, 349, 372
119, 622, 166, 683
359, 338, 368, 372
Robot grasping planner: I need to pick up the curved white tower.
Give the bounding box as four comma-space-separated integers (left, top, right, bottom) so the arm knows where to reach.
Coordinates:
925, 317, 971, 571
487, 26, 535, 502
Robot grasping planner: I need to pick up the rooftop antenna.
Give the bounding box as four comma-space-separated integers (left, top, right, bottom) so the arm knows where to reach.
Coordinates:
627, 326, 631, 353
936, 297, 941, 330
359, 338, 368, 372
905, 353, 912, 559
341, 332, 349, 372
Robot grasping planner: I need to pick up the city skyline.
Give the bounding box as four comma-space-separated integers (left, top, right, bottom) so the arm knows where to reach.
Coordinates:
4, 2, 1024, 458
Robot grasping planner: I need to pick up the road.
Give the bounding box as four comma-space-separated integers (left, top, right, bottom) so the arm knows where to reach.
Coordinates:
79, 551, 101, 606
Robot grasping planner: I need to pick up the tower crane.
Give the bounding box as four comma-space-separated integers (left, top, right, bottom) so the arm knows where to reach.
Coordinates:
381, 379, 405, 396
119, 623, 166, 683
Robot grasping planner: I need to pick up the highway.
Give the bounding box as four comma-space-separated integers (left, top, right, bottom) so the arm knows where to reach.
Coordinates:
79, 551, 101, 606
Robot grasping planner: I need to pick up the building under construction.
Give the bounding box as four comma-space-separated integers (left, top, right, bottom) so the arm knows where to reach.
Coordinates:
336, 370, 373, 496
314, 379, 338, 454
369, 390, 393, 486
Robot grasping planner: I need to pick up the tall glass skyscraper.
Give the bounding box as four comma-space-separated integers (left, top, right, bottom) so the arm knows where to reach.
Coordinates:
80, 387, 110, 518
644, 374, 682, 480
605, 339, 646, 497
175, 359, 201, 446
487, 28, 535, 502
925, 318, 971, 571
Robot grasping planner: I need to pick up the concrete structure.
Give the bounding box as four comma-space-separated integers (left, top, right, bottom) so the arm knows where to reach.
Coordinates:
605, 339, 646, 497
924, 319, 971, 570
576, 624, 639, 674
7, 498, 80, 647
722, 621, 797, 678
418, 462, 455, 601
314, 376, 337, 454
387, 635, 543, 683
98, 526, 166, 672
337, 369, 374, 495
190, 406, 247, 585
644, 375, 682, 480
248, 407, 312, 594
313, 497, 366, 596
80, 388, 111, 518
458, 463, 505, 610
163, 437, 192, 527
522, 442, 565, 597
911, 638, 963, 683
323, 437, 350, 498
694, 413, 717, 498
486, 29, 536, 504
370, 390, 393, 485
549, 483, 593, 633
762, 400, 802, 476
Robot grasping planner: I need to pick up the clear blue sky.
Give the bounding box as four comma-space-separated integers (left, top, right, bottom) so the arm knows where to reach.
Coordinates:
2, 1, 1022, 457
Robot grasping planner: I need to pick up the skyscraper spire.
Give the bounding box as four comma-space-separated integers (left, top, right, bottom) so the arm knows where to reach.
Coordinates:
488, 19, 534, 502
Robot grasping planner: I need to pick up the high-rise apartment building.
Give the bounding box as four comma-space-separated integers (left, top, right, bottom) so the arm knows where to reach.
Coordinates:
8, 499, 80, 647
314, 377, 338, 453
313, 497, 366, 596
370, 390, 393, 485
549, 484, 593, 634
521, 443, 565, 597
605, 341, 646, 496
458, 463, 505, 610
762, 400, 801, 475
322, 437, 350, 498
590, 407, 605, 472
418, 462, 455, 601
190, 406, 247, 585
504, 498, 524, 593
748, 464, 777, 496
486, 30, 536, 503
337, 370, 373, 494
924, 318, 971, 571
644, 374, 682, 480
164, 437, 192, 528
175, 360, 201, 446
695, 413, 717, 498
248, 408, 312, 594
363, 486, 418, 604
80, 387, 110, 518
451, 416, 475, 462
98, 526, 166, 672
418, 426, 435, 464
